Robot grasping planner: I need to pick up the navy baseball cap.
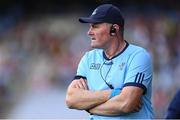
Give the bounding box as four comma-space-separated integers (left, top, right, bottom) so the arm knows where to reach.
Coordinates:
79, 4, 124, 27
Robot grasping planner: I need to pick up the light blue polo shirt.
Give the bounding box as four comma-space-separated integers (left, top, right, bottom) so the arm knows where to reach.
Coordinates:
75, 41, 154, 119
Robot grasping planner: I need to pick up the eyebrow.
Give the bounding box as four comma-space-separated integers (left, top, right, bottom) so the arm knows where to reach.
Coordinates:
90, 23, 99, 28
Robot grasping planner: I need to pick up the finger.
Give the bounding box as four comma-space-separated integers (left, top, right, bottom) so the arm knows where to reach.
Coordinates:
135, 107, 140, 112
139, 101, 143, 109
69, 80, 77, 88
75, 84, 80, 88
71, 79, 88, 89
78, 82, 84, 89
75, 79, 85, 89
134, 101, 142, 112
132, 106, 140, 113
80, 78, 88, 90
71, 80, 82, 88
136, 104, 141, 111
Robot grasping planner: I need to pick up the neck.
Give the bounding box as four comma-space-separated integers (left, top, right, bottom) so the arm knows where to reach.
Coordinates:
104, 40, 126, 59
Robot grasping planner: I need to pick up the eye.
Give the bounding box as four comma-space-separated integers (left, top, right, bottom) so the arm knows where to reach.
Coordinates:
92, 24, 98, 28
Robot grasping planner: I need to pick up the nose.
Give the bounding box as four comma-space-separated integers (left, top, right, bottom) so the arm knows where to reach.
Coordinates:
87, 26, 93, 36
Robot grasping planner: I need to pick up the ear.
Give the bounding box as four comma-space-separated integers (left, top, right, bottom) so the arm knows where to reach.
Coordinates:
113, 24, 120, 31
110, 24, 121, 36
110, 25, 116, 36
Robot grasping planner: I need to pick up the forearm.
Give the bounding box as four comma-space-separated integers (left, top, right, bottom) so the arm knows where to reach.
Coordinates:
66, 87, 111, 110
89, 96, 126, 116
89, 86, 143, 116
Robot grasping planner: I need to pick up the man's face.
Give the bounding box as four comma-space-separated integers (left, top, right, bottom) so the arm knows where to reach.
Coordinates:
87, 23, 112, 49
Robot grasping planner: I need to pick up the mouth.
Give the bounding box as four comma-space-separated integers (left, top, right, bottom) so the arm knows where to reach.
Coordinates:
91, 37, 96, 40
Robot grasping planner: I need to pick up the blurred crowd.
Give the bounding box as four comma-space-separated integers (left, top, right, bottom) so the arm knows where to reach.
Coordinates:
0, 5, 180, 118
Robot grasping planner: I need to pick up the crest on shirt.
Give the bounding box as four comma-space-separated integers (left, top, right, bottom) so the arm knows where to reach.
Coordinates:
119, 62, 126, 70
90, 63, 101, 70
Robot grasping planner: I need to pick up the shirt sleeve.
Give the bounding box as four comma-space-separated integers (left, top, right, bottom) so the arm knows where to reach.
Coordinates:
123, 50, 153, 94
74, 52, 89, 80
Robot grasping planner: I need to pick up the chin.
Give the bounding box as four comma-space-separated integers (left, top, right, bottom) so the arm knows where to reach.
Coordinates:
91, 44, 96, 48
91, 43, 103, 49
91, 46, 97, 48
91, 45, 101, 49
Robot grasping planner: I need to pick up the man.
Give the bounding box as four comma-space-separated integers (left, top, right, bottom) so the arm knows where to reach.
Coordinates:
166, 89, 180, 119
66, 4, 154, 119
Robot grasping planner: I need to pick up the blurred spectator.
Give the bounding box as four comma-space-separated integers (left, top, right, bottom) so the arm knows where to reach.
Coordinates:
166, 89, 180, 119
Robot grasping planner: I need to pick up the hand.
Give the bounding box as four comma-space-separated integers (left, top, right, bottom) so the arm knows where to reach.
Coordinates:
70, 78, 89, 90
132, 99, 143, 112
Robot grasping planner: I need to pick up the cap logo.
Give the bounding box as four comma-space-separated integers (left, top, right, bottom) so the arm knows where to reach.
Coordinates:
92, 8, 97, 15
